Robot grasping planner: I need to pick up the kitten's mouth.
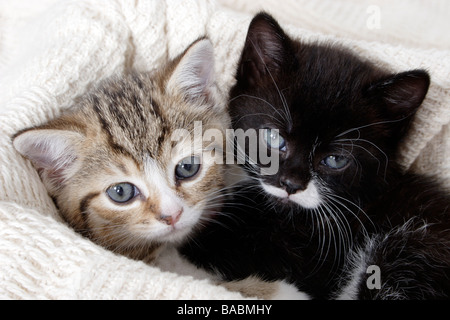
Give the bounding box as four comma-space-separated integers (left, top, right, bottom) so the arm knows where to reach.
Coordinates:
158, 220, 198, 243
129, 220, 192, 244
260, 181, 322, 209
160, 225, 189, 241
274, 195, 299, 208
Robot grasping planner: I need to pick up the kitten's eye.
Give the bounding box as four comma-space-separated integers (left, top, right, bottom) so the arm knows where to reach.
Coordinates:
175, 155, 201, 180
106, 183, 139, 203
322, 155, 350, 170
263, 128, 286, 151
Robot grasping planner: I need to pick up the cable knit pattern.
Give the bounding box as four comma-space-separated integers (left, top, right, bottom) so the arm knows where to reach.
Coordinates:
0, 0, 448, 299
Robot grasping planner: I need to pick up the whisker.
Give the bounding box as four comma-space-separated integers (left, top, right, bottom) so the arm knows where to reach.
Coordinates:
247, 38, 293, 128
335, 117, 409, 139
334, 138, 389, 180
325, 192, 375, 237
230, 94, 287, 127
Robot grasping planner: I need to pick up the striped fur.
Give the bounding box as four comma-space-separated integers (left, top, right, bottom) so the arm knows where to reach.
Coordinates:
13, 38, 230, 262
13, 38, 310, 300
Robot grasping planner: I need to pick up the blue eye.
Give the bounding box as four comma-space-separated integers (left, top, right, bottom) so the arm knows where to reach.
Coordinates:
106, 183, 139, 203
175, 156, 201, 180
322, 155, 350, 170
263, 128, 286, 151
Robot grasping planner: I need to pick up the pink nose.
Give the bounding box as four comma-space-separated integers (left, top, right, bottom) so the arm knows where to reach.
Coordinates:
159, 209, 183, 226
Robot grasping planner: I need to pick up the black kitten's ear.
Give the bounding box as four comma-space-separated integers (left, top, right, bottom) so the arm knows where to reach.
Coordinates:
237, 12, 292, 87
373, 69, 430, 120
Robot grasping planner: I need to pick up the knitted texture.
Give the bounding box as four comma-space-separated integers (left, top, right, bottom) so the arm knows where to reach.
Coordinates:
0, 0, 449, 299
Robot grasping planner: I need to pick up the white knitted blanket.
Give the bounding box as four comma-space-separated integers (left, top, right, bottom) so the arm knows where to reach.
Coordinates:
0, 0, 449, 299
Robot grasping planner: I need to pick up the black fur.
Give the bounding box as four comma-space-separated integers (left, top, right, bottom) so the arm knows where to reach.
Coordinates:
181, 13, 450, 299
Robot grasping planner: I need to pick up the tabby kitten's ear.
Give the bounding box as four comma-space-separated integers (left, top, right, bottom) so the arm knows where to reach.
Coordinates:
13, 128, 84, 191
237, 12, 293, 88
167, 38, 217, 105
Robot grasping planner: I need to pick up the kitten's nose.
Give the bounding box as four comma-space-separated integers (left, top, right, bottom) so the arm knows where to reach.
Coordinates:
159, 209, 183, 226
280, 178, 305, 195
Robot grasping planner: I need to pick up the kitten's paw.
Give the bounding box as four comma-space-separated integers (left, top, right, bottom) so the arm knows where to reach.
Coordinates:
220, 276, 310, 300
271, 280, 310, 300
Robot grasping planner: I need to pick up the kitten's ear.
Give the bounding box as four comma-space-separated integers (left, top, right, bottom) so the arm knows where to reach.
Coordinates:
237, 12, 292, 87
369, 69, 430, 142
13, 129, 84, 189
373, 69, 430, 119
167, 38, 216, 104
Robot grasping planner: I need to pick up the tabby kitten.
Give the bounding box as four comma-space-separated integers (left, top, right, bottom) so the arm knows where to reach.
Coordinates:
182, 14, 450, 299
13, 38, 304, 299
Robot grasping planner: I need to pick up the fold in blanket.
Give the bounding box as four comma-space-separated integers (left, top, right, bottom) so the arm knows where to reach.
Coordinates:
0, 0, 449, 299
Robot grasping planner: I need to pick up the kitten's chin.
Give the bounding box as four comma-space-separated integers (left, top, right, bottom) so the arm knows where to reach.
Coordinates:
159, 228, 193, 244
145, 225, 194, 244
260, 181, 322, 209
149, 218, 201, 244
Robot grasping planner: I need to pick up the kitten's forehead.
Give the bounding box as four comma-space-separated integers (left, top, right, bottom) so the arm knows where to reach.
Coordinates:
88, 73, 199, 160
84, 69, 226, 179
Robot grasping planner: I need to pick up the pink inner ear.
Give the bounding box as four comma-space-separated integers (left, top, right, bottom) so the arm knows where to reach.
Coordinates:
13, 129, 83, 186
168, 39, 216, 104
44, 158, 78, 185
36, 145, 79, 185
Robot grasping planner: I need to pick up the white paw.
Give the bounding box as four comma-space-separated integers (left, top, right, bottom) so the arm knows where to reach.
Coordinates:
271, 280, 311, 300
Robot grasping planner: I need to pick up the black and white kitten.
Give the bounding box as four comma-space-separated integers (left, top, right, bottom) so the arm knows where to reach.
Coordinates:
182, 13, 450, 299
